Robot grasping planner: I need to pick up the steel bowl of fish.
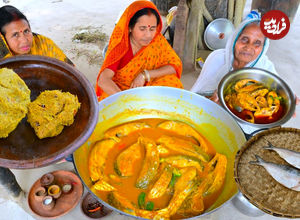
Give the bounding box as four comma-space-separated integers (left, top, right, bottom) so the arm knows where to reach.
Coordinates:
234, 127, 300, 218
218, 67, 296, 133
0, 55, 98, 168
73, 86, 247, 219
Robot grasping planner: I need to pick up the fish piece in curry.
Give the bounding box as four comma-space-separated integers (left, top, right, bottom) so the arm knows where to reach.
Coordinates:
115, 142, 143, 177
104, 122, 151, 142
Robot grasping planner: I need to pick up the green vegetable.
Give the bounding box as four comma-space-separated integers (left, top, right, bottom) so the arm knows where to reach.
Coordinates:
138, 192, 146, 209
275, 96, 283, 101
169, 169, 182, 187
145, 201, 154, 211
173, 168, 182, 177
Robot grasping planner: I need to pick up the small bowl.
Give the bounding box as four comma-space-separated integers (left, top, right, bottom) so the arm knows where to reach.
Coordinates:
218, 67, 296, 131
81, 193, 112, 219
48, 185, 61, 199
40, 173, 55, 187
34, 186, 47, 202
42, 196, 55, 210
62, 183, 73, 194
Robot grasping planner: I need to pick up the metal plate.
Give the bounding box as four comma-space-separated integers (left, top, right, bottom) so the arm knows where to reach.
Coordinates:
0, 55, 98, 168
204, 18, 235, 50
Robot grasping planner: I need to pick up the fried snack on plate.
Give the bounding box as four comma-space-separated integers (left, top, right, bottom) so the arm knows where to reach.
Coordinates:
27, 90, 80, 139
0, 68, 30, 138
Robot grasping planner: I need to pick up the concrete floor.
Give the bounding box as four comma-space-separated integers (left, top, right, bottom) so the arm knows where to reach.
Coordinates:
0, 0, 300, 219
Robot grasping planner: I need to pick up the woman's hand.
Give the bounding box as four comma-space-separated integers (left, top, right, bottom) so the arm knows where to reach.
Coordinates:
209, 90, 220, 104
130, 72, 146, 88
98, 68, 121, 95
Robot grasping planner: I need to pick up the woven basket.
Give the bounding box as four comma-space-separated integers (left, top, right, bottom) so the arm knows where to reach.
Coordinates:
234, 127, 300, 218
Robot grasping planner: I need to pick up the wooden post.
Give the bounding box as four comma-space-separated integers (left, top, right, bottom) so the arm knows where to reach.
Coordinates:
234, 0, 244, 27
182, 0, 202, 70
173, 0, 189, 61
228, 0, 234, 22
182, 0, 212, 70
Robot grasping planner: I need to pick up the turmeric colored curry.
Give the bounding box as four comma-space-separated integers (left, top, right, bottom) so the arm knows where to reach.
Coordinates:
224, 79, 284, 124
88, 119, 227, 219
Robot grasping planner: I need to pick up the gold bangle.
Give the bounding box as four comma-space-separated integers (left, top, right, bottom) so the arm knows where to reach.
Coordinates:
143, 69, 151, 82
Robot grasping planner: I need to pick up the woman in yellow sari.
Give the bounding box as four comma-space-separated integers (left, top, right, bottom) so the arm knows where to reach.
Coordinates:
96, 0, 183, 101
0, 5, 72, 64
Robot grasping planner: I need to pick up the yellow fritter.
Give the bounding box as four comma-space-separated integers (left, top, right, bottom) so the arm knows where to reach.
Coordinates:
27, 90, 80, 139
0, 68, 31, 138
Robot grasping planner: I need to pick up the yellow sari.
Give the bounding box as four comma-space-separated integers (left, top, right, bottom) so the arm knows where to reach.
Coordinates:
0, 33, 72, 64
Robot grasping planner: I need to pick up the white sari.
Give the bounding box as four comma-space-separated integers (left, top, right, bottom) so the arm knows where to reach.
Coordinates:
190, 18, 277, 95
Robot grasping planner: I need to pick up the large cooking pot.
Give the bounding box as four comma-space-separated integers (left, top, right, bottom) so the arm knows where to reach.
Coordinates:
73, 87, 246, 219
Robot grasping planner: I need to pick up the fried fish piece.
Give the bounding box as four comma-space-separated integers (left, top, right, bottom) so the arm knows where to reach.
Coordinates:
88, 139, 117, 182
199, 153, 227, 197
166, 168, 198, 216
27, 90, 80, 139
157, 135, 210, 163
107, 192, 136, 215
157, 120, 209, 152
148, 163, 173, 199
162, 155, 204, 172
234, 79, 261, 92
177, 179, 205, 217
104, 122, 151, 142
0, 68, 30, 138
115, 142, 143, 177
136, 137, 160, 189
93, 179, 116, 191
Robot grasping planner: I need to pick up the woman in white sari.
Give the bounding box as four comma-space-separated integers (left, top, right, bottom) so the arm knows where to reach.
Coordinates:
190, 15, 276, 97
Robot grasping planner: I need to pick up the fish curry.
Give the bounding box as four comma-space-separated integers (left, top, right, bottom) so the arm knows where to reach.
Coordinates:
88, 119, 227, 219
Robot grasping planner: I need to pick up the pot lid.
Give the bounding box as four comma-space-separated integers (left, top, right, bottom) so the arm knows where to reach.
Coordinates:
204, 18, 235, 50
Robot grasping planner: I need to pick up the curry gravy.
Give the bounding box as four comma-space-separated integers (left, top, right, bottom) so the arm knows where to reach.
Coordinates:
89, 118, 225, 219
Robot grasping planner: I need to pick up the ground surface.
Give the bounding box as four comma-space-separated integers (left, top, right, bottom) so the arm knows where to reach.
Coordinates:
0, 0, 300, 219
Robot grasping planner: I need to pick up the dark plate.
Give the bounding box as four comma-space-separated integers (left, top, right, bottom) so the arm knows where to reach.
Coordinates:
0, 55, 98, 168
